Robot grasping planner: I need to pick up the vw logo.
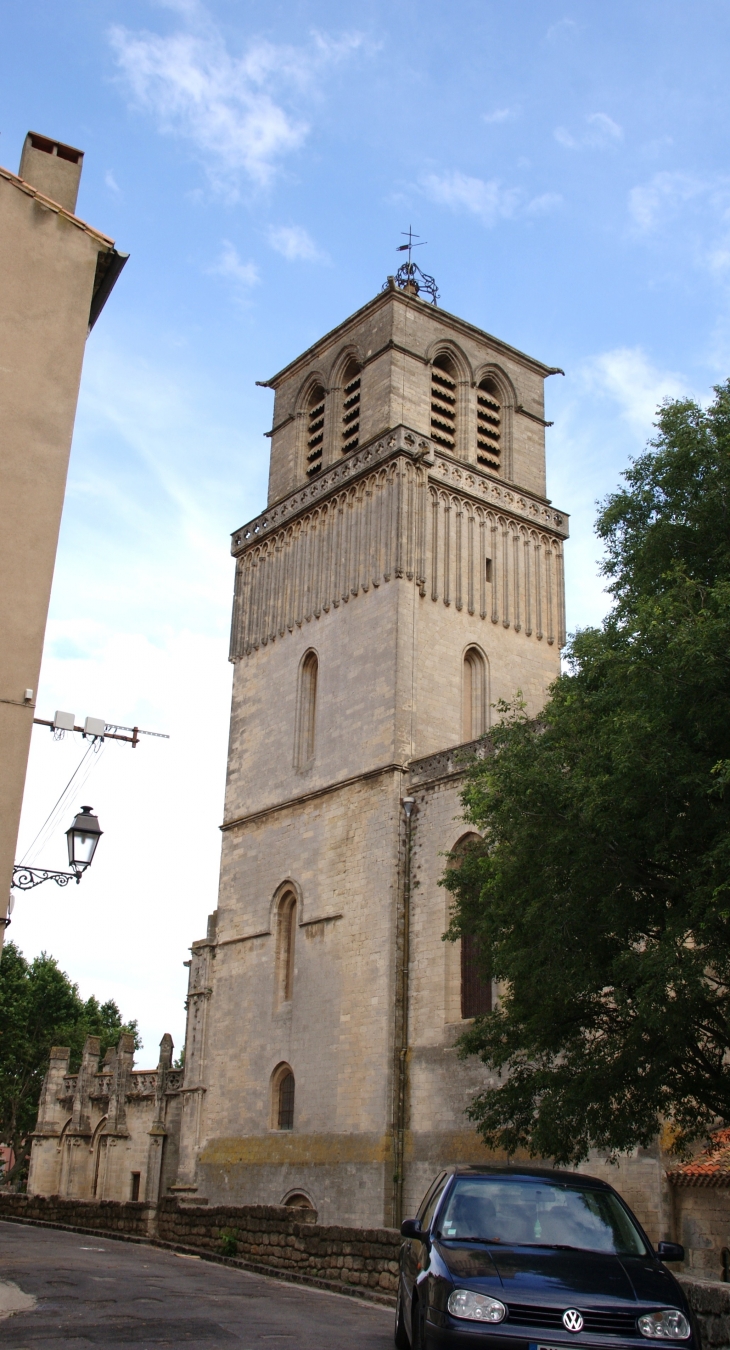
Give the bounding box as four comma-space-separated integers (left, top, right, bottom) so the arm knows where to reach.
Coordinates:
563, 1310, 584, 1333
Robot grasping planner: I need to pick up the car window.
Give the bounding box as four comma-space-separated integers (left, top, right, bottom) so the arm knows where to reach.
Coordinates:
418, 1172, 448, 1229
437, 1178, 646, 1256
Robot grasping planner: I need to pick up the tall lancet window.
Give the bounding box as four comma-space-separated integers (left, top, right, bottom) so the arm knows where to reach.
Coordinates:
341, 359, 361, 453
295, 650, 318, 768
275, 891, 297, 1005
430, 353, 458, 452
476, 377, 501, 472
463, 647, 488, 741
306, 384, 326, 477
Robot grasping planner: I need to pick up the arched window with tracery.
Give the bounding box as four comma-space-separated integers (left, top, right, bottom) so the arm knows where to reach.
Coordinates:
430, 353, 458, 453
271, 1064, 296, 1130
305, 384, 326, 477
463, 647, 488, 741
451, 834, 492, 1020
275, 891, 297, 1005
295, 650, 318, 768
341, 358, 361, 454
476, 377, 501, 472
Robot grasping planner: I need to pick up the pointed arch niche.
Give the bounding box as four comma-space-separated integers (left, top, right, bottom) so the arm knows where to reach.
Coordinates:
270, 1062, 296, 1130
462, 646, 489, 742
294, 649, 318, 769
274, 888, 298, 1008
444, 833, 492, 1023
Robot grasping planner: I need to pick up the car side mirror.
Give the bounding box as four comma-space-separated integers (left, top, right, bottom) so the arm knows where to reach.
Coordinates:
657, 1242, 684, 1263
401, 1218, 423, 1240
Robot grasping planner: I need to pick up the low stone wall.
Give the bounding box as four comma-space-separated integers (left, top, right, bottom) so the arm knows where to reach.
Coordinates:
0, 1192, 154, 1237
0, 1193, 400, 1303
155, 1198, 400, 1296
679, 1277, 730, 1350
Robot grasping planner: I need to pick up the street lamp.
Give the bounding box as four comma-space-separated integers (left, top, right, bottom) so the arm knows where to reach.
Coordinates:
66, 806, 103, 878
11, 806, 103, 891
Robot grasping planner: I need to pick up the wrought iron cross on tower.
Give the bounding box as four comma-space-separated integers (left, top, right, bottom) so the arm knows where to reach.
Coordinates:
383, 226, 440, 304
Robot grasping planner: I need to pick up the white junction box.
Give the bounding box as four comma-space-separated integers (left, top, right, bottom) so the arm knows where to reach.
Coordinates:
53, 710, 75, 731
83, 717, 106, 738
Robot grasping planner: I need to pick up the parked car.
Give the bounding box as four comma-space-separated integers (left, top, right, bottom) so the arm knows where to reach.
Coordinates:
395, 1165, 694, 1350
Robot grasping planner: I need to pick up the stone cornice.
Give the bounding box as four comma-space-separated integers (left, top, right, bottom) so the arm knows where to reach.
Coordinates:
231, 426, 569, 557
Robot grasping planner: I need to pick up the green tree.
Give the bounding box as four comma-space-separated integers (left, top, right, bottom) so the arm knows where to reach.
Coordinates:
443, 381, 730, 1165
0, 941, 139, 1181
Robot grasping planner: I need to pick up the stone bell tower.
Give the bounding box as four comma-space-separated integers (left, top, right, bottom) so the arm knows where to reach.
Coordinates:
173, 267, 569, 1226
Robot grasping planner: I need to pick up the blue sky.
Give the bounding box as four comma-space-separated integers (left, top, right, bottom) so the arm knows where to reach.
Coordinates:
3, 0, 730, 1058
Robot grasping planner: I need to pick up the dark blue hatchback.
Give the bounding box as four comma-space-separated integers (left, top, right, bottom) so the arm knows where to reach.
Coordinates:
395, 1166, 695, 1350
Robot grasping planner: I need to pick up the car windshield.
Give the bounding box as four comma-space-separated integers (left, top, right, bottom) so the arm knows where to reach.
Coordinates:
437, 1178, 647, 1256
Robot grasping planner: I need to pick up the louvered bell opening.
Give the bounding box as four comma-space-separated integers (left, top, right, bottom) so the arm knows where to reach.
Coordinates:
341, 361, 361, 453
306, 386, 325, 477
477, 378, 501, 471
431, 357, 457, 451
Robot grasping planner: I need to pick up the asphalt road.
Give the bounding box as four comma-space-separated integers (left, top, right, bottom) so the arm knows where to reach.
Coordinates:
0, 1220, 395, 1349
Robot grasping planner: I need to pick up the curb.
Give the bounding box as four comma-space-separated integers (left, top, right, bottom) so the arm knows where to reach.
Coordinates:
0, 1214, 397, 1308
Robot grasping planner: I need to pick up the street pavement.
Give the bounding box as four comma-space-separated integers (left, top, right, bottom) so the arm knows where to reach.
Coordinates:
0, 1220, 395, 1348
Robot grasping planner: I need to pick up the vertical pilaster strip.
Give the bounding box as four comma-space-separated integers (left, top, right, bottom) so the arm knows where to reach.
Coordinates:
534, 537, 543, 640
512, 528, 521, 633
467, 510, 475, 616
416, 467, 427, 596
243, 555, 256, 654
294, 522, 305, 627
229, 556, 242, 661
250, 552, 261, 651
342, 491, 353, 602
431, 490, 439, 602
490, 519, 499, 624
455, 503, 463, 611
322, 507, 332, 613
556, 545, 566, 647
332, 497, 342, 607
524, 533, 532, 637
406, 465, 415, 581
384, 467, 394, 582
373, 474, 383, 588
361, 483, 371, 593
502, 522, 510, 629
395, 459, 404, 579
546, 543, 555, 645
269, 539, 280, 642
479, 514, 487, 620
443, 496, 451, 606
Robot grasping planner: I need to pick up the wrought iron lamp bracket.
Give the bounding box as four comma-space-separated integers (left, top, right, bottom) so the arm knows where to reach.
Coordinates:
11, 866, 80, 891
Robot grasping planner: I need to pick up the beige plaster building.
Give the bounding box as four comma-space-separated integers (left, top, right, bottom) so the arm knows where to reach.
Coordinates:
169, 276, 571, 1227
0, 132, 126, 945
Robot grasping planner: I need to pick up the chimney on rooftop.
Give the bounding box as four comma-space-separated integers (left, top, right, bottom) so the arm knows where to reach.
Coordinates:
18, 132, 83, 214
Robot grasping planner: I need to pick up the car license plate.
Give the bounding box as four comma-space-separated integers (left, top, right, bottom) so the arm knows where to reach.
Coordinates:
530, 1344, 567, 1350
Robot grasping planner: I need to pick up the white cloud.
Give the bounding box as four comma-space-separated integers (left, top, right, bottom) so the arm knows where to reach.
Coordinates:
555, 112, 623, 151
421, 171, 521, 226
109, 13, 364, 189
483, 107, 516, 125
105, 170, 120, 193
582, 346, 691, 439
526, 192, 563, 215
268, 224, 326, 262
628, 170, 711, 231
546, 18, 578, 41
422, 171, 560, 227
209, 240, 260, 287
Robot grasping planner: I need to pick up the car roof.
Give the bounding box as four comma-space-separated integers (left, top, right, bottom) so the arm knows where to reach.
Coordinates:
449, 1165, 612, 1190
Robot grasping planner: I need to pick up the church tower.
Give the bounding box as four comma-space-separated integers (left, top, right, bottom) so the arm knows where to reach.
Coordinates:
173, 267, 569, 1227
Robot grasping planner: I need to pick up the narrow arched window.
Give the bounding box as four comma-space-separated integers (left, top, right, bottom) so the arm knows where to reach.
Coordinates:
461, 932, 492, 1019
295, 650, 318, 768
275, 891, 297, 1005
451, 834, 492, 1021
431, 354, 457, 452
341, 358, 361, 454
476, 377, 501, 471
463, 647, 487, 741
278, 1071, 295, 1130
306, 384, 326, 477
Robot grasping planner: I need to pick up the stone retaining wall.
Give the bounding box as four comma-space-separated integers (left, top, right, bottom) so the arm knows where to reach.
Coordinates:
679, 1277, 730, 1350
0, 1193, 400, 1303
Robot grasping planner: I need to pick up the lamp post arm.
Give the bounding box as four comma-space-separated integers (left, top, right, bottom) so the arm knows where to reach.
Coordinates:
11, 866, 80, 890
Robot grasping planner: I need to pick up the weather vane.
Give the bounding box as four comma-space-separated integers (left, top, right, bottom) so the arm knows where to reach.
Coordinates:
383, 227, 439, 305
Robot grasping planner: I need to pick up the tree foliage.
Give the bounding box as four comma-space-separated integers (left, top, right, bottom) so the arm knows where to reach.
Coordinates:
443, 381, 730, 1164
0, 941, 139, 1176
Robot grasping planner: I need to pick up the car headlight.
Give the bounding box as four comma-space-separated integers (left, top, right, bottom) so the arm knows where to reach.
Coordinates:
638, 1310, 691, 1340
448, 1290, 507, 1322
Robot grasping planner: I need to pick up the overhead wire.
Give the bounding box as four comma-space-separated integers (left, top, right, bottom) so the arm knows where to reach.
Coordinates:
20, 738, 105, 866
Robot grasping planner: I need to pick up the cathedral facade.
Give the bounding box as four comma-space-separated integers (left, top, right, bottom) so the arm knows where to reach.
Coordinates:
170, 277, 571, 1229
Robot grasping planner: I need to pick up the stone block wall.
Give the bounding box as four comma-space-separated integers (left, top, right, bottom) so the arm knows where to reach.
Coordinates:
0, 1192, 153, 1236
679, 1277, 730, 1350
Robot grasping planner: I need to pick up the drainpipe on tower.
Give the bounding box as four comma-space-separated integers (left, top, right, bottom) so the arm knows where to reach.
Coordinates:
393, 794, 416, 1228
